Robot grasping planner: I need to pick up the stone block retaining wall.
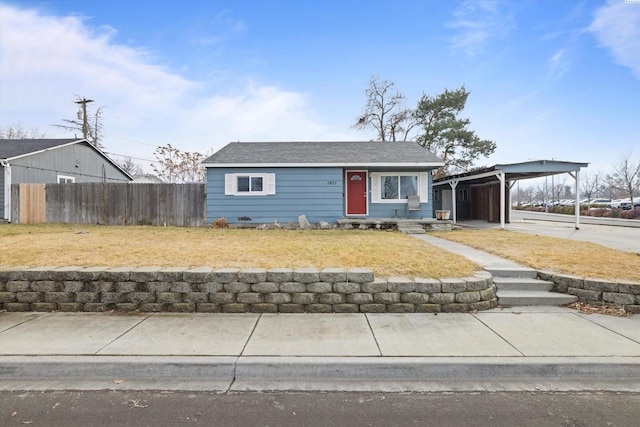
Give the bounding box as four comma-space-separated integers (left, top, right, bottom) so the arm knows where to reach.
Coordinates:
538, 271, 640, 314
0, 267, 497, 313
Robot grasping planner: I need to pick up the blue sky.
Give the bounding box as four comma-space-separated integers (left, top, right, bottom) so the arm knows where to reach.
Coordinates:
1, 0, 639, 176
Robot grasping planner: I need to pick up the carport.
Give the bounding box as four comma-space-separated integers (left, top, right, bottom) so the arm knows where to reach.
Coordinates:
433, 160, 589, 229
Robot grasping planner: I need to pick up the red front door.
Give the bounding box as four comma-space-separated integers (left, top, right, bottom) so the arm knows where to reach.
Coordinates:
346, 171, 367, 215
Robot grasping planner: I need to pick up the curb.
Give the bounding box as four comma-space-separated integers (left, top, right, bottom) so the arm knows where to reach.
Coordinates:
2, 356, 639, 392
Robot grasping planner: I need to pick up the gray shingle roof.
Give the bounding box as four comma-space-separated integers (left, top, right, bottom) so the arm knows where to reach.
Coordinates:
0, 139, 80, 160
202, 141, 443, 166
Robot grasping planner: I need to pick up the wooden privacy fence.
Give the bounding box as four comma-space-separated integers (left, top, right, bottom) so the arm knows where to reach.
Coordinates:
11, 183, 206, 227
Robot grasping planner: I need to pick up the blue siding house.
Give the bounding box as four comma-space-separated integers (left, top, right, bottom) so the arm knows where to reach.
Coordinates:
202, 141, 444, 225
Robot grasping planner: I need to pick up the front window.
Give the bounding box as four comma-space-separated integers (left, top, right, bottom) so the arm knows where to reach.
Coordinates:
371, 172, 428, 203
237, 176, 263, 193
224, 173, 276, 196
381, 174, 417, 200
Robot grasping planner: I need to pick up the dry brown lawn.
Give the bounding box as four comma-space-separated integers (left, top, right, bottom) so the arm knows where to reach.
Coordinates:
0, 224, 479, 279
432, 229, 640, 282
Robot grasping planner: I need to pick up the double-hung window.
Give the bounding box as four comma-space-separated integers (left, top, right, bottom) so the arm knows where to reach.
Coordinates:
57, 175, 75, 183
381, 175, 418, 200
237, 176, 263, 193
371, 172, 428, 203
225, 173, 276, 196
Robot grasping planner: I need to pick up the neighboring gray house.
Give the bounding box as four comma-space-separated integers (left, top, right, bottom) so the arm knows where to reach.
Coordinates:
1, 138, 132, 221
202, 141, 444, 224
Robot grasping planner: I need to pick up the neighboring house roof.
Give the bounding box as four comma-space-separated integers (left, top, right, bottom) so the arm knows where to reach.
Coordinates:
130, 174, 165, 183
202, 141, 444, 167
0, 138, 81, 160
0, 138, 132, 180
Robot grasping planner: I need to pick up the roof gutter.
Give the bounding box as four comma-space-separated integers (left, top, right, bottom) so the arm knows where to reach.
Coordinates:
202, 162, 445, 168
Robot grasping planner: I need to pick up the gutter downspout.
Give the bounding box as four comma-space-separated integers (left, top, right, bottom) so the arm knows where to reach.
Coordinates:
1, 160, 10, 222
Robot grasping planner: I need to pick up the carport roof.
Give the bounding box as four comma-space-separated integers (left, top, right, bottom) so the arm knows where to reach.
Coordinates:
433, 160, 589, 186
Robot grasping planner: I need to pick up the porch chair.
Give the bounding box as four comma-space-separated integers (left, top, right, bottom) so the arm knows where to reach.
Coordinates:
407, 195, 422, 219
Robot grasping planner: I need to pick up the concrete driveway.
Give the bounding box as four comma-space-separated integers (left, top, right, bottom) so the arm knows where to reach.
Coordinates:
461, 210, 640, 254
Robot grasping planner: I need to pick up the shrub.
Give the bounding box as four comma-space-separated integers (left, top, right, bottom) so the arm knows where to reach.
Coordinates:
551, 206, 575, 215
620, 209, 640, 219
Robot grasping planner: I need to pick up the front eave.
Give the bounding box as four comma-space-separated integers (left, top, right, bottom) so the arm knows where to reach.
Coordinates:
202, 162, 445, 168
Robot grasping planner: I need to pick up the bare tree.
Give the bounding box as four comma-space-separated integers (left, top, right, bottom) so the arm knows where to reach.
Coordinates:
601, 172, 623, 200
552, 176, 567, 204
609, 151, 640, 204
524, 185, 535, 205
580, 172, 599, 202
535, 184, 548, 206
354, 77, 496, 178
152, 144, 206, 183
118, 157, 145, 178
0, 125, 47, 139
354, 76, 417, 142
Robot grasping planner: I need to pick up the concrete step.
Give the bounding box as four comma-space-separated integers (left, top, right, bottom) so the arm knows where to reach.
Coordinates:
493, 277, 554, 292
485, 267, 537, 279
497, 290, 577, 306
398, 226, 425, 234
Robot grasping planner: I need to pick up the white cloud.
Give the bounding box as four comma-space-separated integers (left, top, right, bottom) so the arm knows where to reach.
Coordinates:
589, 0, 640, 79
548, 49, 569, 80
0, 4, 346, 168
190, 9, 246, 46
447, 0, 515, 57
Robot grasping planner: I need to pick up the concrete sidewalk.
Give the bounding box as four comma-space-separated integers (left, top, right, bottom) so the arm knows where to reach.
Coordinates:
1, 308, 639, 392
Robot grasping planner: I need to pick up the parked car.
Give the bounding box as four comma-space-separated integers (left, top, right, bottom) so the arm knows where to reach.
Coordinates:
620, 200, 640, 210
607, 199, 626, 209
579, 198, 610, 206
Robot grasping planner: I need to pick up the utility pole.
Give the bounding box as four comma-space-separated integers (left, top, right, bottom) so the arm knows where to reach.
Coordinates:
75, 98, 94, 140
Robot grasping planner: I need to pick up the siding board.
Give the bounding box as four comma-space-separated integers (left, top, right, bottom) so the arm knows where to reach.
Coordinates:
207, 167, 344, 223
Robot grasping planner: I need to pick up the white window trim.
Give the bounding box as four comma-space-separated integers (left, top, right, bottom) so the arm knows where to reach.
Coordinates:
224, 173, 276, 196
57, 175, 75, 183
370, 172, 428, 203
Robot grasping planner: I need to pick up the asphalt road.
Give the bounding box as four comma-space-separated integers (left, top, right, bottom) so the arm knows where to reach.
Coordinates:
472, 210, 640, 253
2, 390, 639, 426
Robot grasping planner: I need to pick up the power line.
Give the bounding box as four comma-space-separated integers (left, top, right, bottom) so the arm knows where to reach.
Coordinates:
104, 151, 155, 163
102, 131, 158, 147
